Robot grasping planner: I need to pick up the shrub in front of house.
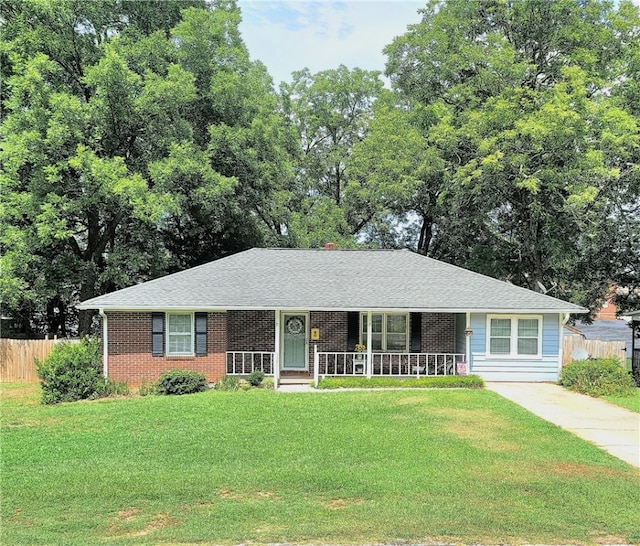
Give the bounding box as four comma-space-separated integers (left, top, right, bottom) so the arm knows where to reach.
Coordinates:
94, 378, 130, 398
156, 369, 207, 395
36, 338, 104, 404
214, 375, 240, 391
559, 357, 636, 397
316, 375, 485, 390
247, 369, 265, 387
138, 379, 157, 396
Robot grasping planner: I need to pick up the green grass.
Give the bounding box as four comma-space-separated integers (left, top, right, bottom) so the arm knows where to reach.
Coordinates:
2, 383, 639, 545
603, 388, 640, 413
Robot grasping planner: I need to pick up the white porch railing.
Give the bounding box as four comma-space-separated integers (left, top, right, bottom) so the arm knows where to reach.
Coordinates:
314, 349, 465, 381
226, 351, 275, 375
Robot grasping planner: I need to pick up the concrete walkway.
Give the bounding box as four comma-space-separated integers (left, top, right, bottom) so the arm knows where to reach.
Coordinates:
486, 382, 640, 468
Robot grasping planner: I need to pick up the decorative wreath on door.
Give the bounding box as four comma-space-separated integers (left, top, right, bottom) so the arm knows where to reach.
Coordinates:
286, 317, 304, 335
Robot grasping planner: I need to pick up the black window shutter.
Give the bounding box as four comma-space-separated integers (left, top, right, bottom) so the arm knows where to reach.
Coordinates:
152, 313, 164, 356
195, 312, 208, 356
347, 311, 359, 351
410, 312, 422, 352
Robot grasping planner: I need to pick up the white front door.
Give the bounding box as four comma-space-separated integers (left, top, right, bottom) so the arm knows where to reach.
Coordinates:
282, 313, 308, 370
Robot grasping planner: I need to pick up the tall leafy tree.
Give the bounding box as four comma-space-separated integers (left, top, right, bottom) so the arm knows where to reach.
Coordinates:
278, 65, 384, 247
0, 0, 288, 335
382, 0, 640, 311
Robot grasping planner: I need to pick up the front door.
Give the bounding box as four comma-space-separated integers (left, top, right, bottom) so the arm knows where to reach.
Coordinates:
282, 313, 308, 370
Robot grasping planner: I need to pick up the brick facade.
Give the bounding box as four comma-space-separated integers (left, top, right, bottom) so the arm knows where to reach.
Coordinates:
106, 311, 227, 386
309, 311, 348, 351
104, 310, 459, 384
227, 310, 275, 351
421, 313, 456, 353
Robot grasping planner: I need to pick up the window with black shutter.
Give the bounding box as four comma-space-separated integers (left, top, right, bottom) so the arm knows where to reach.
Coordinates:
152, 313, 165, 356
195, 312, 208, 356
410, 312, 422, 352
347, 311, 359, 351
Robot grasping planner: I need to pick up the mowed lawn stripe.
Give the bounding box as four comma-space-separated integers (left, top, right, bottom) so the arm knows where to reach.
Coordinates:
2, 384, 639, 545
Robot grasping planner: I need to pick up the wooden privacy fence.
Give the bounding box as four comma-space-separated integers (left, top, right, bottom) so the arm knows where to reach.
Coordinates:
563, 337, 627, 365
0, 338, 64, 383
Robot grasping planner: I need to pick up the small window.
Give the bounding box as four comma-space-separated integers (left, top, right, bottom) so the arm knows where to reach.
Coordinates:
361, 313, 408, 352
167, 313, 194, 355
488, 315, 541, 357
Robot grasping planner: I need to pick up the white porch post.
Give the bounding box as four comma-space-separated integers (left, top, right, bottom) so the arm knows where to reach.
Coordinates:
314, 344, 319, 387
366, 311, 373, 378
465, 312, 471, 373
100, 309, 108, 378
559, 313, 570, 372
274, 309, 281, 388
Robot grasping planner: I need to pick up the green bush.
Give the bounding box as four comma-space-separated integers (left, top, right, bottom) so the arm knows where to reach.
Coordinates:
138, 379, 157, 396
247, 369, 265, 387
632, 361, 640, 388
36, 338, 103, 404
261, 377, 275, 390
156, 369, 207, 395
94, 378, 130, 398
316, 375, 485, 390
214, 375, 239, 391
559, 357, 636, 397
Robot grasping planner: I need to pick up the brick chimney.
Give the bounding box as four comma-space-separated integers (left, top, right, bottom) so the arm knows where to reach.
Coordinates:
324, 242, 337, 250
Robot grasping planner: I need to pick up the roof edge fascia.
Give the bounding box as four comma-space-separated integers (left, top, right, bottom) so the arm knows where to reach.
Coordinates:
81, 305, 587, 314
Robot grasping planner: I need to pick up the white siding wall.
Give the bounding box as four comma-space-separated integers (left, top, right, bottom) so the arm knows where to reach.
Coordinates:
469, 313, 561, 382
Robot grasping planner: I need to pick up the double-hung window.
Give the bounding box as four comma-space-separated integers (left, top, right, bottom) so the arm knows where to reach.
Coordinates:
360, 313, 408, 352
167, 313, 194, 355
488, 315, 541, 357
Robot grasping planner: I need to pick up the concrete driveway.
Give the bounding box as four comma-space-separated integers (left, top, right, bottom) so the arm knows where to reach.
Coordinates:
486, 382, 640, 468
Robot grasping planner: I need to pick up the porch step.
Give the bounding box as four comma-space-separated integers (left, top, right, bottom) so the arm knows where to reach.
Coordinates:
278, 375, 313, 385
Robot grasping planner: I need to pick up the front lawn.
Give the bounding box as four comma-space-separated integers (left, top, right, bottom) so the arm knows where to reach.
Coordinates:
2, 383, 639, 545
603, 388, 640, 413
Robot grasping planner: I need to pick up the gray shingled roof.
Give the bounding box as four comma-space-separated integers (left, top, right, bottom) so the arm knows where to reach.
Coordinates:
78, 248, 586, 313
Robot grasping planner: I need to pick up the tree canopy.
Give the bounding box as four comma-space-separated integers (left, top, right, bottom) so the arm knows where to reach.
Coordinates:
1, 0, 639, 337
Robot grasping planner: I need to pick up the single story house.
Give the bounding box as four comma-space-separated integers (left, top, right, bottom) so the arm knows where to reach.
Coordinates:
78, 247, 586, 387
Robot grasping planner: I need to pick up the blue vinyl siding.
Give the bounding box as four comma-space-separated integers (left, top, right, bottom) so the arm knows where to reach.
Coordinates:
542, 314, 559, 356
469, 312, 562, 382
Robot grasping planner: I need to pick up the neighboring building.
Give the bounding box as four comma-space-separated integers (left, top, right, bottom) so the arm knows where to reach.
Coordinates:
595, 296, 619, 320
629, 310, 640, 377
78, 248, 586, 386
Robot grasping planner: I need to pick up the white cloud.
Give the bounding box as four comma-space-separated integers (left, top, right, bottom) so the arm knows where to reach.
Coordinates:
238, 1, 424, 86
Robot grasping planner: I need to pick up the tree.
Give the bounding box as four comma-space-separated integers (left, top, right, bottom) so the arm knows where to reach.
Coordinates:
382, 0, 640, 310
0, 0, 287, 334
348, 91, 448, 254
278, 65, 384, 247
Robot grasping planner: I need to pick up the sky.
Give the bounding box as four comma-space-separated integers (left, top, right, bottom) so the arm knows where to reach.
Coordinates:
237, 1, 425, 86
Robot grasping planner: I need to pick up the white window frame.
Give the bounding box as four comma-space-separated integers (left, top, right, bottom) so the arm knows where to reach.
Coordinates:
486, 314, 542, 358
360, 312, 409, 352
166, 312, 194, 356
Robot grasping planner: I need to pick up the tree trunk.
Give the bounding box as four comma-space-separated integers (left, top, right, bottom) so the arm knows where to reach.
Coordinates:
417, 214, 434, 255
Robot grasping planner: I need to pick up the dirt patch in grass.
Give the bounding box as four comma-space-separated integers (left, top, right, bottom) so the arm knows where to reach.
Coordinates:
589, 531, 630, 544
218, 489, 277, 501
318, 498, 364, 511
106, 509, 178, 538
437, 408, 522, 452
0, 384, 40, 403
539, 461, 631, 479
395, 395, 437, 406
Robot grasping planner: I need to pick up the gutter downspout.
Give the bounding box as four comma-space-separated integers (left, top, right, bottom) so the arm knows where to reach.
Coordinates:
99, 309, 108, 378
